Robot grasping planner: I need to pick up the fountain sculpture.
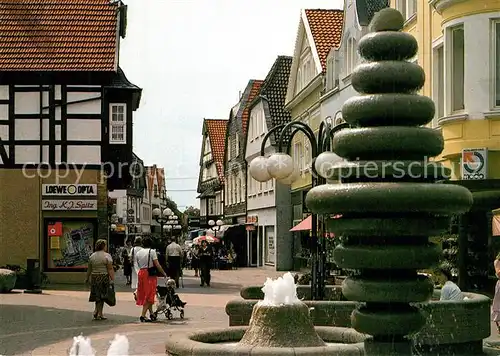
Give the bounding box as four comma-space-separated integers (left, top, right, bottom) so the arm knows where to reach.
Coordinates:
165, 272, 367, 355
305, 7, 473, 356
69, 334, 129, 356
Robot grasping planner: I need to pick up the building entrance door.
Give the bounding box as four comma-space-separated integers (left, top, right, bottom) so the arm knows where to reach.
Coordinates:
248, 230, 258, 266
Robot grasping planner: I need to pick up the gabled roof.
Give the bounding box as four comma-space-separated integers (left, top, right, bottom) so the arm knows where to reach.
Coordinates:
253, 55, 293, 146
146, 164, 166, 199
0, 0, 124, 71
286, 8, 344, 105
304, 9, 344, 72
205, 119, 228, 181
236, 80, 264, 136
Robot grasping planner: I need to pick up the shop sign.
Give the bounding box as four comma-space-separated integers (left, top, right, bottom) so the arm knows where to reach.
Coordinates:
461, 149, 487, 180
247, 215, 258, 225
42, 184, 97, 196
42, 199, 98, 211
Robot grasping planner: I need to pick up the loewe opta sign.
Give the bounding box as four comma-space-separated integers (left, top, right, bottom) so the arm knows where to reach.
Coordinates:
42, 184, 97, 196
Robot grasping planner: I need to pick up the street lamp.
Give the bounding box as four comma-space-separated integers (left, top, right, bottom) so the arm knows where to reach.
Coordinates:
248, 117, 349, 300
152, 207, 181, 238
208, 219, 223, 235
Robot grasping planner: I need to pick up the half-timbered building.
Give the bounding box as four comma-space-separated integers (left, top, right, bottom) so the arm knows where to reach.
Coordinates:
0, 0, 142, 283
197, 119, 227, 229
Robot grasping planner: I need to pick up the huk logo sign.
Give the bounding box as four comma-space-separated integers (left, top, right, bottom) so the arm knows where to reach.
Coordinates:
42, 184, 97, 196
461, 149, 487, 180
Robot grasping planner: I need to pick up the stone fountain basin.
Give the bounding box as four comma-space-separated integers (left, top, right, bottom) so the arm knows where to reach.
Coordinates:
165, 326, 366, 356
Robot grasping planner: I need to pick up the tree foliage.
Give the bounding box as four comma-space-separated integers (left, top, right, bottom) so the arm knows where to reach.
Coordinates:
184, 206, 200, 216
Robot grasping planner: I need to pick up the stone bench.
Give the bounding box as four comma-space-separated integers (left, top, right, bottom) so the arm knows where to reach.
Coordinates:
227, 286, 491, 354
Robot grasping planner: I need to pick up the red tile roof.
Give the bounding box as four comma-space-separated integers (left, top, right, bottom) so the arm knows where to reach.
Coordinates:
0, 0, 120, 71
242, 80, 264, 136
304, 9, 344, 72
205, 119, 228, 181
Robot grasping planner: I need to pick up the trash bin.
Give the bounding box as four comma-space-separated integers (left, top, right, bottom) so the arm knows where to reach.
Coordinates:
25, 259, 42, 293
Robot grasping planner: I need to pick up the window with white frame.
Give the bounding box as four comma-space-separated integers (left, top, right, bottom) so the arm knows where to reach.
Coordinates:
227, 137, 232, 160
450, 25, 465, 112
208, 198, 215, 215
293, 141, 303, 171
494, 21, 500, 107
235, 136, 240, 156
296, 68, 303, 94
432, 44, 444, 125
240, 172, 246, 200
260, 111, 266, 135
303, 140, 310, 172
345, 37, 357, 76
235, 172, 240, 203
249, 113, 255, 141
109, 103, 126, 144
396, 0, 417, 21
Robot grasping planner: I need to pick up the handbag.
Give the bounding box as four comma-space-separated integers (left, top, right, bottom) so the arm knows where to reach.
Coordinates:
105, 283, 116, 306
147, 249, 159, 276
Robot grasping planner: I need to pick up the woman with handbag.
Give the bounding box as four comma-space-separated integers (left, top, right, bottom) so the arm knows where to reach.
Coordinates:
134, 236, 167, 322
85, 239, 115, 320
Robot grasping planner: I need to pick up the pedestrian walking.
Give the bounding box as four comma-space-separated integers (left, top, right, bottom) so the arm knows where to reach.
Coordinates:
166, 238, 183, 288
199, 240, 213, 287
492, 253, 500, 333
129, 236, 143, 300
85, 239, 115, 320
191, 244, 200, 277
122, 239, 133, 285
133, 236, 167, 322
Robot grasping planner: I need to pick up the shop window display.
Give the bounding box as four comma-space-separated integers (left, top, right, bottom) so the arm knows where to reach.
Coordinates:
45, 219, 97, 271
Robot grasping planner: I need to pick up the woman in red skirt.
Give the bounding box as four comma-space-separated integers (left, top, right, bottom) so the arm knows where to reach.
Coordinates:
133, 236, 167, 322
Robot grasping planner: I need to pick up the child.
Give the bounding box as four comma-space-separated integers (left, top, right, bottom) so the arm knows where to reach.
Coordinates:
166, 279, 187, 308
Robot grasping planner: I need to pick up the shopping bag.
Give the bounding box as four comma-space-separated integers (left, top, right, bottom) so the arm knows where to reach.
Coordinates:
105, 284, 116, 306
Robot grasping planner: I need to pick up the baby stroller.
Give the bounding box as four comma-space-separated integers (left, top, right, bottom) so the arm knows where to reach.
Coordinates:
153, 279, 185, 320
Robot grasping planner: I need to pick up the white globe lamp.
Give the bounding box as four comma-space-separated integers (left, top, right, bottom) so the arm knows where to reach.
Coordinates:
314, 151, 343, 179
110, 223, 117, 230
164, 225, 172, 231
163, 208, 172, 217
152, 208, 161, 218
266, 153, 294, 179
249, 156, 271, 182
277, 167, 300, 185
208, 219, 215, 227
175, 225, 182, 230
216, 219, 223, 226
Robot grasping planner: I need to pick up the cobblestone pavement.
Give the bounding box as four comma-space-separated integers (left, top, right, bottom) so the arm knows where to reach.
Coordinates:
0, 267, 293, 355
1, 267, 499, 355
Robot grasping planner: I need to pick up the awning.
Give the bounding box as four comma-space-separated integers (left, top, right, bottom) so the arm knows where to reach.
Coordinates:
290, 216, 312, 232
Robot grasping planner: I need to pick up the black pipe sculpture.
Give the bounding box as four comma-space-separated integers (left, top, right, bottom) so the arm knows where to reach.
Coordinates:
305, 8, 473, 355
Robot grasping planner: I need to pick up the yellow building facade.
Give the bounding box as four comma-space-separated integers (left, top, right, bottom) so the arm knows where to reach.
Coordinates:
391, 0, 500, 289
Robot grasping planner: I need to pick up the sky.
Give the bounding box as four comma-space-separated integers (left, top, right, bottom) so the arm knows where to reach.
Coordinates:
119, 0, 344, 210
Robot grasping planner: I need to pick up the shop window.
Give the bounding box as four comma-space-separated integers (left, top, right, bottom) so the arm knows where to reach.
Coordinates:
265, 226, 275, 265
45, 219, 97, 271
